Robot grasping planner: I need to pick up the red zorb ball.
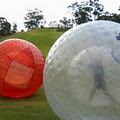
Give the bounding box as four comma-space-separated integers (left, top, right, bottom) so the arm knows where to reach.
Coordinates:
0, 38, 45, 98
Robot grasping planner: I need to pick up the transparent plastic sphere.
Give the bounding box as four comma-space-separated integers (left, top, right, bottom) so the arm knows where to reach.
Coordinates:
44, 21, 120, 120
0, 38, 45, 98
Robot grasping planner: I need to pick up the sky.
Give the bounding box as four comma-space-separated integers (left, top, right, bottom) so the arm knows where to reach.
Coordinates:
0, 0, 120, 31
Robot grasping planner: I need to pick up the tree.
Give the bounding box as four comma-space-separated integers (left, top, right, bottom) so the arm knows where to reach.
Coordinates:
57, 17, 73, 32
68, 0, 104, 25
68, 2, 92, 25
11, 22, 18, 34
112, 13, 120, 23
60, 17, 72, 28
89, 0, 104, 20
98, 11, 112, 20
24, 8, 45, 30
40, 19, 46, 28
98, 12, 120, 23
0, 17, 11, 36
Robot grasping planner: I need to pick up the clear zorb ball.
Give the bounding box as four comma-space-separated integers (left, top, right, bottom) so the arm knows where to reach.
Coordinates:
44, 21, 120, 120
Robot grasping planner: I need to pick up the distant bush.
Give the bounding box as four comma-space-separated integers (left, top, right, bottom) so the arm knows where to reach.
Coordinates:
57, 27, 71, 32
20, 29, 24, 32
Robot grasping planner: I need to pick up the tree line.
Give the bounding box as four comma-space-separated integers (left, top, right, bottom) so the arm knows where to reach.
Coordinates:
0, 17, 17, 36
0, 0, 120, 36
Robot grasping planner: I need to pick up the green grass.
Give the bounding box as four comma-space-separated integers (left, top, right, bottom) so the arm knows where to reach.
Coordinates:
0, 28, 63, 120
0, 87, 60, 120
0, 28, 63, 57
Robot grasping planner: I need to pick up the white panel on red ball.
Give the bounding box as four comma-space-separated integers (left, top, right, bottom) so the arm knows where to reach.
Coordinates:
44, 21, 120, 120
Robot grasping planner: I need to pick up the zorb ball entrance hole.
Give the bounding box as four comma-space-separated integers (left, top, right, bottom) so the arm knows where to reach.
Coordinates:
44, 21, 120, 120
0, 39, 45, 98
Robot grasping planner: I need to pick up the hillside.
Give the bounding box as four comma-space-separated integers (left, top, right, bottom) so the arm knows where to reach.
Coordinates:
0, 28, 63, 57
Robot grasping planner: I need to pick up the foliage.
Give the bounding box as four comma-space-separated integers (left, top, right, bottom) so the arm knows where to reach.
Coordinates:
24, 8, 45, 31
68, 0, 104, 25
0, 17, 11, 36
68, 1, 92, 24
57, 26, 70, 32
20, 29, 24, 32
56, 17, 72, 32
59, 17, 73, 28
112, 13, 120, 23
98, 12, 120, 23
67, 0, 120, 25
89, 0, 104, 20
11, 22, 18, 34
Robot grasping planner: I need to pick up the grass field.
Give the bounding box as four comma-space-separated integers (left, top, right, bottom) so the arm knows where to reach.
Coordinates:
0, 28, 63, 120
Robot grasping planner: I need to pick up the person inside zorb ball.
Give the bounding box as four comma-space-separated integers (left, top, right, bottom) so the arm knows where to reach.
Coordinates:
44, 21, 120, 120
0, 39, 45, 98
